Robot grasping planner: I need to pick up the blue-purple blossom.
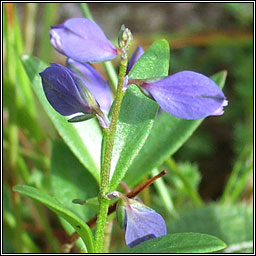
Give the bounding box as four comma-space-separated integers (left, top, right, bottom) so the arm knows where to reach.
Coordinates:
39, 63, 109, 127
131, 71, 228, 120
39, 63, 92, 116
66, 58, 113, 112
50, 18, 118, 63
115, 195, 167, 248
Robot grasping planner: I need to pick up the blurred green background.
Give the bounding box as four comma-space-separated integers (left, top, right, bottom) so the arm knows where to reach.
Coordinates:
3, 3, 253, 253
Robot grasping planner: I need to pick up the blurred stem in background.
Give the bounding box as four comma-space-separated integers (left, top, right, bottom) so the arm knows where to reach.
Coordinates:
165, 158, 204, 207
23, 3, 37, 55
4, 3, 22, 251
38, 3, 60, 63
220, 145, 253, 204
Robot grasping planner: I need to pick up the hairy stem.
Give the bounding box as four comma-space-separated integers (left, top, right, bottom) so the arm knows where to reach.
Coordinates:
94, 58, 128, 253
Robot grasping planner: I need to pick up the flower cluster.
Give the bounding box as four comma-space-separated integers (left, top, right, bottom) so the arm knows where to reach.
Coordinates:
40, 18, 119, 128
40, 17, 227, 128
39, 17, 228, 248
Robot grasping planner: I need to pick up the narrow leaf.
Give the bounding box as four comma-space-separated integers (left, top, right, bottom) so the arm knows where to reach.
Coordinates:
13, 185, 95, 253
109, 40, 170, 190
128, 233, 226, 253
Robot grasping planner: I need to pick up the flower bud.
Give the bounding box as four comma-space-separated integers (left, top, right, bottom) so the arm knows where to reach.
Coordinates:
118, 25, 133, 59
116, 199, 127, 230
39, 63, 92, 116
39, 63, 110, 128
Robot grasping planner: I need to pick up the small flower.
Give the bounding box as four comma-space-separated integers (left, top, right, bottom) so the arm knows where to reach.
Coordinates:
50, 18, 118, 63
130, 71, 228, 120
39, 63, 109, 128
108, 191, 167, 248
66, 58, 113, 112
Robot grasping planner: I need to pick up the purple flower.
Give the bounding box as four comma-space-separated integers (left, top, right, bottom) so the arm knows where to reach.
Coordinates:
131, 71, 228, 120
39, 63, 92, 116
127, 46, 144, 73
115, 195, 167, 248
50, 18, 118, 63
39, 63, 109, 127
66, 58, 113, 112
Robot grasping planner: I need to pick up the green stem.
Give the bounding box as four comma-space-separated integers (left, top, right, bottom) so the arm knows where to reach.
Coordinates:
94, 58, 128, 253
79, 3, 94, 20
4, 4, 23, 251
39, 3, 59, 63
220, 145, 253, 204
23, 3, 38, 54
79, 3, 126, 252
3, 140, 50, 169
165, 158, 204, 207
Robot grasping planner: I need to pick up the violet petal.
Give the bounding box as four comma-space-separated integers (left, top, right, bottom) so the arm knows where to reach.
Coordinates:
142, 71, 228, 120
66, 58, 113, 112
39, 63, 91, 116
125, 203, 167, 248
50, 18, 118, 62
127, 46, 144, 74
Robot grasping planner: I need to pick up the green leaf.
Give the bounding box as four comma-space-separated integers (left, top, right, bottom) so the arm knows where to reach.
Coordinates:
109, 40, 170, 190
13, 185, 95, 253
124, 71, 227, 186
167, 203, 253, 253
129, 39, 170, 79
51, 139, 99, 222
21, 55, 102, 183
127, 233, 226, 253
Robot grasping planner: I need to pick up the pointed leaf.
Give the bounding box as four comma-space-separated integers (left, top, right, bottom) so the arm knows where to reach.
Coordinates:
13, 185, 95, 253
109, 40, 170, 190
127, 233, 226, 253
124, 71, 227, 186
21, 55, 102, 183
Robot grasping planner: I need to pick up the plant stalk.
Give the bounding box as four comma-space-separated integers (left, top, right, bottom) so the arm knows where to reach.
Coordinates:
94, 58, 128, 253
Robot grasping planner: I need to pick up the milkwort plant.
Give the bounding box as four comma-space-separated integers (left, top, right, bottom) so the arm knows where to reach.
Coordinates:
36, 16, 228, 253
12, 8, 231, 253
